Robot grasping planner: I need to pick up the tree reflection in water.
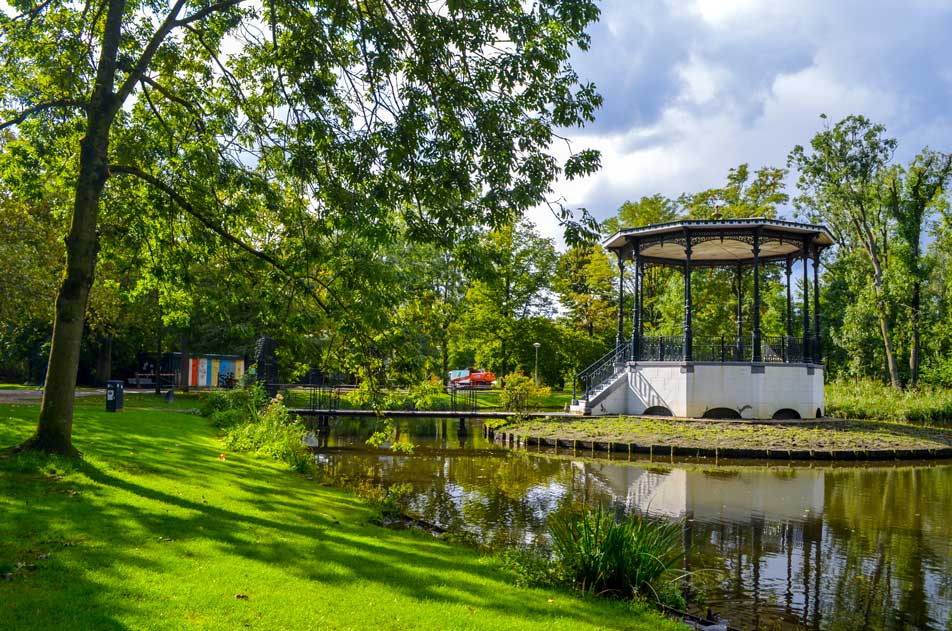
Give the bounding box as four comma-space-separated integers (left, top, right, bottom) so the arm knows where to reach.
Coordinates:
310, 417, 952, 631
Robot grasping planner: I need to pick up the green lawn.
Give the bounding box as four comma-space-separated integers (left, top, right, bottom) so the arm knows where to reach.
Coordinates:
0, 398, 682, 630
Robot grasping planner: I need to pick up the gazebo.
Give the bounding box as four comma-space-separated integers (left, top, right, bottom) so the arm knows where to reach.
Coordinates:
570, 218, 835, 419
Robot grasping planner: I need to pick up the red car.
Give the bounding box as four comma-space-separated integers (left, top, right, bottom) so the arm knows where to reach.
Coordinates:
447, 369, 497, 389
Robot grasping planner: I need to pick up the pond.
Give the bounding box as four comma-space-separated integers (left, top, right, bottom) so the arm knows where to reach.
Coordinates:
309, 416, 952, 631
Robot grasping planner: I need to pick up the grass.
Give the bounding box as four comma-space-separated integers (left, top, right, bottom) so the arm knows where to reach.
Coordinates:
0, 398, 683, 630
826, 380, 952, 424
503, 416, 952, 452
548, 506, 683, 604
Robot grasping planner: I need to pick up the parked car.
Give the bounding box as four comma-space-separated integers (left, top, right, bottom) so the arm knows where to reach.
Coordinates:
447, 368, 497, 389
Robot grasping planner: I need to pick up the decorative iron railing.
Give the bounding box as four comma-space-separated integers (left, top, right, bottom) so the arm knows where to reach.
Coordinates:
574, 334, 820, 402
639, 336, 684, 362
573, 338, 630, 401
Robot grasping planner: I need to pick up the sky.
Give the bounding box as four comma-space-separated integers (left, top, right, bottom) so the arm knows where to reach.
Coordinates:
530, 0, 952, 247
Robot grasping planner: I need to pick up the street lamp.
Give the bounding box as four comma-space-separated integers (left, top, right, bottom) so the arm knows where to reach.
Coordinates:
533, 342, 541, 386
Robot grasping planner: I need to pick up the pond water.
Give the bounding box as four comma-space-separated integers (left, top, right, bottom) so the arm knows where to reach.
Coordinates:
309, 417, 952, 631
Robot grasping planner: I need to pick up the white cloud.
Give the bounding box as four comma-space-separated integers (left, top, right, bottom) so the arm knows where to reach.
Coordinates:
534, 1, 952, 249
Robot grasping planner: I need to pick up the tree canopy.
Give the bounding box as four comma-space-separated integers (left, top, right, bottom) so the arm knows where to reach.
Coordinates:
0, 0, 603, 453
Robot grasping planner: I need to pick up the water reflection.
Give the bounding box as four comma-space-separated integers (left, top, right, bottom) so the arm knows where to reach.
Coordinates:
310, 417, 952, 631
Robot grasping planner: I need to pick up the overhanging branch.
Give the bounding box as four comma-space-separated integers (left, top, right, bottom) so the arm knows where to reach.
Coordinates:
0, 99, 86, 130
108, 163, 330, 314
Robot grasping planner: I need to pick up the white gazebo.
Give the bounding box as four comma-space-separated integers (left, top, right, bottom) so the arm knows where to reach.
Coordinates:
571, 218, 834, 419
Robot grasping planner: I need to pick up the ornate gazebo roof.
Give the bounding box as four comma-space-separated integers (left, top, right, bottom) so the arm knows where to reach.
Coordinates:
603, 218, 835, 267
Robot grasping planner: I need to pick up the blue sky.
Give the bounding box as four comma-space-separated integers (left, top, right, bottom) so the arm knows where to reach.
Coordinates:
531, 0, 952, 245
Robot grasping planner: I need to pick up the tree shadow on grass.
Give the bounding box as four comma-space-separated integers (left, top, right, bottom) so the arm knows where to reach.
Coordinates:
8, 457, 644, 629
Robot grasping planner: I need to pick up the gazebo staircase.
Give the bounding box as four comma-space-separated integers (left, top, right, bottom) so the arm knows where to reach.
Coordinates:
571, 339, 630, 415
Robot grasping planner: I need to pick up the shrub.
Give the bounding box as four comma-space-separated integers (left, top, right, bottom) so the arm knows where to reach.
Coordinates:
223, 394, 314, 473
498, 544, 560, 588
499, 371, 551, 412
548, 505, 683, 601
208, 408, 246, 429
200, 382, 267, 418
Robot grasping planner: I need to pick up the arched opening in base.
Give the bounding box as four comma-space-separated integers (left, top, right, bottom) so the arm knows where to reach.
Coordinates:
816, 408, 823, 419
772, 408, 801, 420
643, 405, 673, 417
702, 407, 742, 420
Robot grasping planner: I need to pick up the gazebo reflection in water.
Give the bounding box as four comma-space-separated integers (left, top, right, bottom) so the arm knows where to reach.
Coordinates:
571, 218, 834, 420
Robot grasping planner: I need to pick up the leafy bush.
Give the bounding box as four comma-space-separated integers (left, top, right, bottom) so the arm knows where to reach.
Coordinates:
499, 371, 551, 412
548, 505, 683, 601
208, 408, 246, 429
201, 382, 267, 418
222, 394, 313, 473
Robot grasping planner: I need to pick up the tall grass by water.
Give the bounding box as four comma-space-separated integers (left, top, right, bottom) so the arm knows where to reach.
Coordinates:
826, 380, 952, 424
549, 506, 684, 603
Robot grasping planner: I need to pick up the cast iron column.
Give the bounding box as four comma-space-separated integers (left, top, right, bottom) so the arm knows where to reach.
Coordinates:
752, 231, 762, 362
802, 237, 812, 363
616, 251, 625, 349
735, 265, 743, 360
631, 252, 642, 361
683, 232, 693, 362
813, 244, 822, 363
785, 257, 793, 339
638, 259, 645, 341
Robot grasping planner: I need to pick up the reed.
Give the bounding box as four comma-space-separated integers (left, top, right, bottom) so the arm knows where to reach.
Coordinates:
548, 505, 683, 601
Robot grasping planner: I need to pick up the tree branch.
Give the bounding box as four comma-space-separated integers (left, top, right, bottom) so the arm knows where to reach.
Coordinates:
108, 163, 330, 314
112, 0, 188, 112
139, 75, 207, 131
173, 0, 245, 26
0, 99, 86, 130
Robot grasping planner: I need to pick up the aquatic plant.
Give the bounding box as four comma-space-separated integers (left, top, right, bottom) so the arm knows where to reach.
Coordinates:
548, 505, 683, 602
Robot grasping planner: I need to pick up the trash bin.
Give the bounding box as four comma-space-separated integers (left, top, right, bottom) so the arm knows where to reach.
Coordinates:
106, 380, 124, 412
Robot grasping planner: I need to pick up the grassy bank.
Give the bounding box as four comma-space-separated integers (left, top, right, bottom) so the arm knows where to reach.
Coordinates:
501, 416, 952, 452
0, 397, 682, 630
826, 380, 952, 424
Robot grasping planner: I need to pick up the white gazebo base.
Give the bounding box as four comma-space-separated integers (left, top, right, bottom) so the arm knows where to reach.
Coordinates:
571, 361, 824, 420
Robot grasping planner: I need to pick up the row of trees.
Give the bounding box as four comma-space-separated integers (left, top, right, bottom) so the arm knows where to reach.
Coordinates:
6, 114, 952, 405
1, 0, 605, 454
0, 0, 948, 458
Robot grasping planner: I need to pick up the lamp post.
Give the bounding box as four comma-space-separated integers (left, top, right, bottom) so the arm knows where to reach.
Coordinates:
533, 342, 541, 386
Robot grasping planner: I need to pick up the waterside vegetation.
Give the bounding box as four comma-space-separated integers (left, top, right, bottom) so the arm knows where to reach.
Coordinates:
825, 380, 952, 424
500, 415, 952, 454
0, 397, 684, 631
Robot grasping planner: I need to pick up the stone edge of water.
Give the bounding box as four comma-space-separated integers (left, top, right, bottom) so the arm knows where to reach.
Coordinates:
490, 430, 952, 462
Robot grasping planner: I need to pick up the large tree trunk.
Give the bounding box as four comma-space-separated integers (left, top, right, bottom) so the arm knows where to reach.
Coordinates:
21, 0, 126, 455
